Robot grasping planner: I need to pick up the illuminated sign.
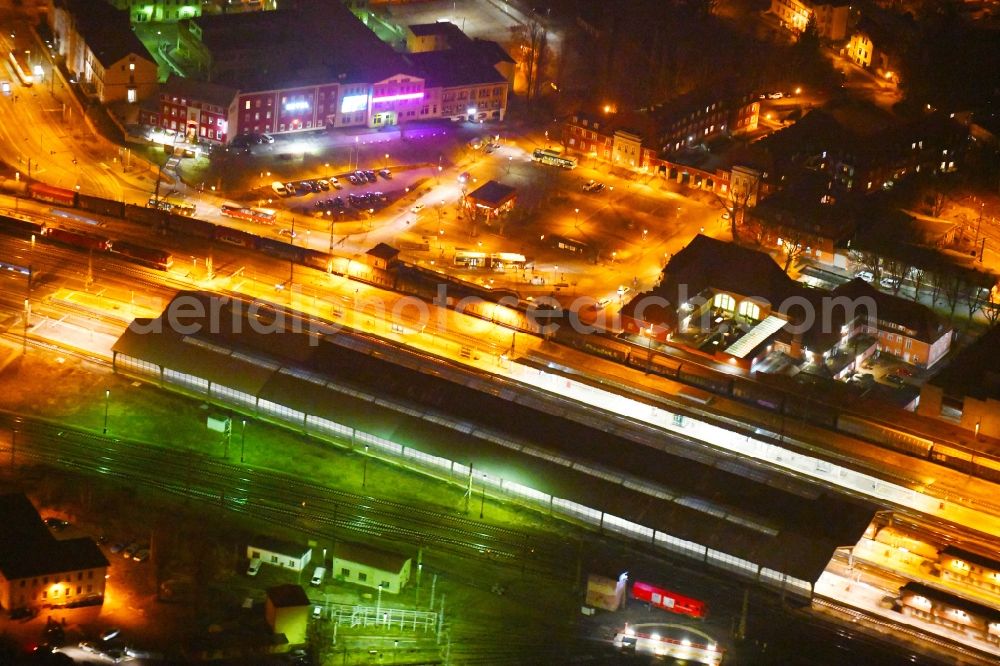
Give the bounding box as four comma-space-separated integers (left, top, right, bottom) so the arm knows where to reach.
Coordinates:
284, 100, 310, 112
340, 94, 369, 113
371, 92, 424, 104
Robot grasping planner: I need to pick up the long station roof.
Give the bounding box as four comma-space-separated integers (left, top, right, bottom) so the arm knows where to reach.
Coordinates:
113, 292, 875, 582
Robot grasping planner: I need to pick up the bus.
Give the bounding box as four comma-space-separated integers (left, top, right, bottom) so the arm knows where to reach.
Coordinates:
220, 203, 277, 225
148, 197, 196, 217
532, 148, 577, 169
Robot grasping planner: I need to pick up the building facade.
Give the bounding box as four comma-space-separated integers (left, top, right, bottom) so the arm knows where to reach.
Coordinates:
50, 0, 158, 103
769, 0, 850, 41
333, 542, 411, 594
0, 494, 108, 612
247, 537, 312, 573
108, 0, 200, 22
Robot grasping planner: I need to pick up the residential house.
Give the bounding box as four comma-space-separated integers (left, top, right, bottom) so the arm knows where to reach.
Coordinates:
846, 11, 917, 84
0, 494, 108, 611
769, 0, 851, 40
49, 0, 157, 103
332, 542, 411, 594
752, 101, 967, 194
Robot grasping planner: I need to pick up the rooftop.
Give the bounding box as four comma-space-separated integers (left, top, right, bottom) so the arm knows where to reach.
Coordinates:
927, 325, 1000, 402
0, 494, 108, 580
466, 180, 516, 207
266, 584, 310, 608
333, 542, 410, 573
249, 535, 311, 559
62, 0, 153, 68
188, 0, 405, 88
160, 73, 238, 110
405, 47, 508, 89
113, 292, 876, 583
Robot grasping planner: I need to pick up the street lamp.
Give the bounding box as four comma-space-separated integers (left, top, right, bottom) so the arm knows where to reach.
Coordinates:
102, 389, 110, 435
507, 156, 512, 174
384, 153, 389, 169
574, 208, 580, 231
479, 472, 487, 519
240, 419, 247, 463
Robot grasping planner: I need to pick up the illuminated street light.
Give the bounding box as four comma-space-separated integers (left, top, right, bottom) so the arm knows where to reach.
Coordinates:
479, 472, 487, 519
574, 207, 580, 230
102, 389, 110, 435
362, 444, 369, 487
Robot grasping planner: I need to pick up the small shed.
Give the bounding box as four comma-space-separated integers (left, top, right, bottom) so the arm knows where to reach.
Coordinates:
265, 584, 310, 646
464, 180, 516, 223
332, 542, 412, 594
248, 536, 312, 572
365, 242, 400, 270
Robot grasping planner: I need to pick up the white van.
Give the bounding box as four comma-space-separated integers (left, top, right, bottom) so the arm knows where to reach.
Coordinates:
310, 566, 326, 586
271, 181, 290, 197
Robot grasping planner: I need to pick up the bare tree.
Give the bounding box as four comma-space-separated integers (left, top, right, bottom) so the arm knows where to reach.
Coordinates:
715, 185, 753, 241
910, 268, 926, 302
882, 256, 910, 295
939, 270, 964, 322
983, 302, 1000, 326
849, 249, 882, 283
779, 229, 811, 273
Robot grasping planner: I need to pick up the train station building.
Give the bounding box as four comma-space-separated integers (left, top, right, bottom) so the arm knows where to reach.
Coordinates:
112, 291, 876, 598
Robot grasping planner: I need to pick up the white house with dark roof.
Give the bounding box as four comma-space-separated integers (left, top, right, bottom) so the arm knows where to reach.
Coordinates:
248, 536, 312, 572
333, 542, 411, 594
0, 494, 108, 611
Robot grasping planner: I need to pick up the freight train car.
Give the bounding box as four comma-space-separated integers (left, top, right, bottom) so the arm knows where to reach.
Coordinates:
28, 182, 78, 208
42, 227, 111, 252
109, 241, 174, 270
0, 214, 46, 239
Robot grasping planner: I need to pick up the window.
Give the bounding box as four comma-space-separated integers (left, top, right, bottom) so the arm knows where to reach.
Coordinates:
381, 580, 390, 588
270, 555, 278, 563
245, 100, 250, 110
127, 88, 137, 103
714, 293, 736, 311
341, 568, 350, 577
288, 559, 295, 566
738, 301, 761, 320
358, 572, 368, 582
129, 62, 135, 72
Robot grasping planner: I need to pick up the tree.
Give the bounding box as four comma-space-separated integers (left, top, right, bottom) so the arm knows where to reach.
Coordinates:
882, 256, 910, 295
779, 229, 810, 273
850, 248, 883, 283
715, 183, 753, 241
910, 269, 926, 302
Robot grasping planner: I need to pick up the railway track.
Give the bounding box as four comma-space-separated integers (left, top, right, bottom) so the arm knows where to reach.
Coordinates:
0, 412, 575, 578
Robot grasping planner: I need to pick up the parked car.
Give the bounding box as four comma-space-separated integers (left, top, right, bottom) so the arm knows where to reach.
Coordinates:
271, 181, 290, 197
329, 177, 343, 189
411, 203, 425, 214
364, 170, 377, 182
122, 542, 141, 559
99, 627, 121, 642
378, 168, 392, 179
0, 81, 11, 96
132, 548, 151, 563
312, 605, 322, 620
886, 374, 906, 386
310, 566, 326, 586
43, 517, 70, 531
260, 134, 275, 144
247, 557, 262, 576
108, 541, 126, 554
278, 228, 297, 239
856, 270, 874, 283
317, 179, 330, 191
